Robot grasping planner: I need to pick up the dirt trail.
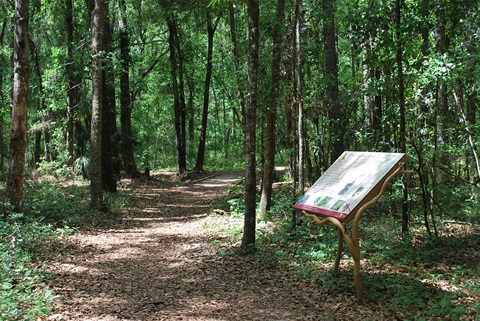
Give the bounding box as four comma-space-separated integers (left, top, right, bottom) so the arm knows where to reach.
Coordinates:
47, 172, 380, 321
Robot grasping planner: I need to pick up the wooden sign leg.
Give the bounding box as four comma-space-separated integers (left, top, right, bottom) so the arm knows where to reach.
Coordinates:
334, 227, 343, 270
339, 227, 363, 304
303, 211, 364, 304
354, 258, 364, 304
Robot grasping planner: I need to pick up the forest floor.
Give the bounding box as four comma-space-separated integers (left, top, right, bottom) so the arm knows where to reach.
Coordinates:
44, 171, 477, 320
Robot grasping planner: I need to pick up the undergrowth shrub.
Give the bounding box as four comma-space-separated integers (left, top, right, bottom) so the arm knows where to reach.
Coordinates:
0, 174, 127, 320
0, 212, 69, 320
211, 183, 478, 320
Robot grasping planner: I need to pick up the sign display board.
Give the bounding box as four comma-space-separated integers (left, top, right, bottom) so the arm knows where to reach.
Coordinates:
294, 151, 406, 220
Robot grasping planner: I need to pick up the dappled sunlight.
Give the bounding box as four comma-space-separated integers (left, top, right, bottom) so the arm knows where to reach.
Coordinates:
45, 172, 478, 320
47, 173, 353, 320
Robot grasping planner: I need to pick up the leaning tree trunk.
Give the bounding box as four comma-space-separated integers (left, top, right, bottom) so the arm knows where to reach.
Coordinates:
90, 0, 106, 209
258, 0, 286, 220
241, 0, 259, 249
6, 0, 30, 213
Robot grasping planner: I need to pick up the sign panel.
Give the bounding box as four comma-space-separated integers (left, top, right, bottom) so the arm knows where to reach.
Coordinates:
294, 151, 406, 220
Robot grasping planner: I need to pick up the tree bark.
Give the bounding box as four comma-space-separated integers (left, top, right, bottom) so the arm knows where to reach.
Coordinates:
0, 20, 5, 169
90, 0, 105, 209
396, 0, 409, 234
195, 10, 218, 172
241, 0, 259, 249
6, 0, 29, 213
258, 0, 285, 220
295, 0, 305, 195
65, 0, 81, 167
166, 12, 186, 176
119, 0, 138, 177
31, 39, 51, 166
323, 0, 343, 164
101, 13, 118, 193
228, 4, 246, 132
373, 66, 383, 146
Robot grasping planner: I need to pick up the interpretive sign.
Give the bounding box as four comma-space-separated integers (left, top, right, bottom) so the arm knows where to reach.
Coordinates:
294, 151, 407, 221
294, 151, 411, 304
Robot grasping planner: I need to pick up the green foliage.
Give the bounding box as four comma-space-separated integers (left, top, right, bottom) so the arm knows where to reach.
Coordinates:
211, 185, 478, 319
23, 177, 126, 227
226, 196, 245, 218
23, 179, 91, 227
0, 213, 65, 320
0, 172, 129, 320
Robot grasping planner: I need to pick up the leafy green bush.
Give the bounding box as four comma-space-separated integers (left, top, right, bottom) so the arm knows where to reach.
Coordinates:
0, 213, 67, 320
23, 179, 125, 227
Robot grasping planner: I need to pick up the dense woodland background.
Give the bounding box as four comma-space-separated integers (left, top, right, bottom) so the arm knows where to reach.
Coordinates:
0, 0, 479, 319
2, 0, 479, 228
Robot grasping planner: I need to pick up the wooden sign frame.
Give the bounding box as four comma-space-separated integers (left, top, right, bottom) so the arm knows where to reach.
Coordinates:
294, 151, 413, 304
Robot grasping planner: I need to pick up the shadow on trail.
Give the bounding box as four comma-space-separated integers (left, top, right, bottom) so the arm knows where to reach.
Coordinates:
49, 173, 346, 320
48, 173, 476, 320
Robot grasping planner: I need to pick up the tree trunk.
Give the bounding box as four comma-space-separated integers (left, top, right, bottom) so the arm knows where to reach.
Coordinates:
195, 11, 218, 172
31, 40, 50, 167
454, 89, 480, 182
373, 66, 383, 146
241, 0, 259, 250
119, 0, 138, 177
101, 13, 118, 193
90, 0, 105, 209
0, 21, 5, 170
176, 26, 187, 175
228, 4, 246, 132
323, 0, 343, 164
395, 0, 409, 234
166, 12, 186, 176
295, 0, 305, 195
466, 86, 479, 182
186, 74, 195, 142
258, 0, 285, 220
287, 25, 298, 227
6, 0, 29, 213
65, 0, 81, 167
433, 0, 448, 184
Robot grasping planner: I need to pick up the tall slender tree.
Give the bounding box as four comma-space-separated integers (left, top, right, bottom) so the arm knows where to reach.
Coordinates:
258, 0, 286, 220
395, 0, 408, 233
241, 0, 259, 249
0, 20, 5, 170
6, 0, 29, 213
65, 0, 81, 167
228, 4, 246, 131
90, 0, 106, 209
166, 10, 187, 176
195, 9, 219, 172
101, 10, 118, 193
31, 39, 49, 167
119, 0, 138, 177
295, 0, 305, 194
323, 0, 343, 164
